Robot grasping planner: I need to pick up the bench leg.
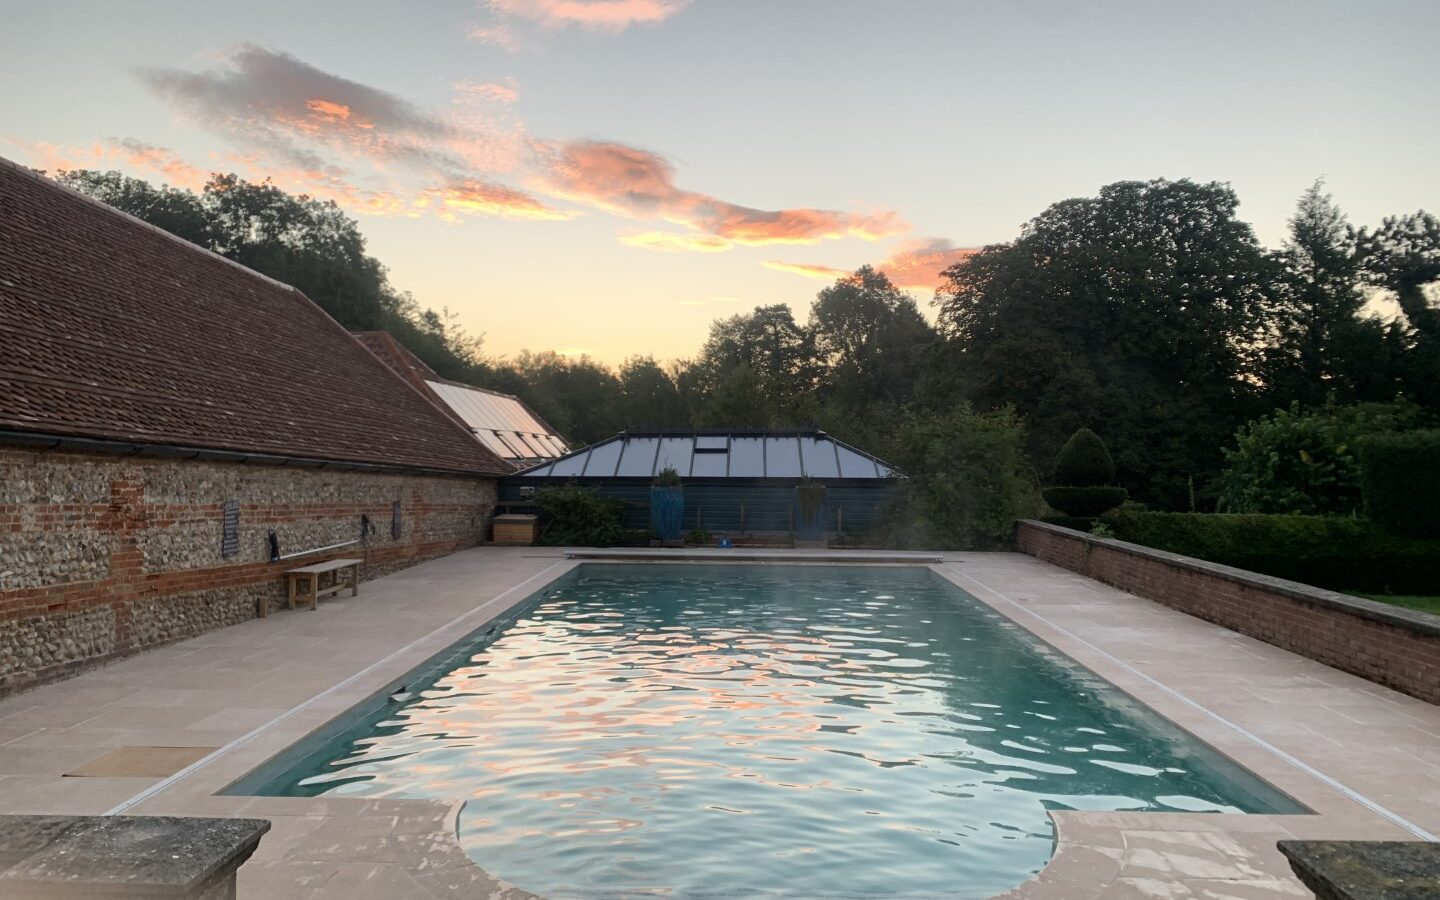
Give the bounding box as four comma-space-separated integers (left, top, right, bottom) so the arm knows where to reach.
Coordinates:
351, 564, 359, 597
286, 575, 296, 611
309, 574, 319, 611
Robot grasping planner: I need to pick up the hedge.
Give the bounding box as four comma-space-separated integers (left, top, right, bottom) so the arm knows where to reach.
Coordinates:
1102, 511, 1440, 595
1359, 429, 1440, 538
1042, 485, 1129, 517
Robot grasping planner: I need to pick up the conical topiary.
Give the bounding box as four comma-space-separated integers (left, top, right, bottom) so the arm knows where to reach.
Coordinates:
1043, 428, 1127, 518
1051, 428, 1116, 486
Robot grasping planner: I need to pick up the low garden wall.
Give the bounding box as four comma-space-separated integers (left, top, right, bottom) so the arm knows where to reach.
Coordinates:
1016, 519, 1440, 704
0, 446, 497, 696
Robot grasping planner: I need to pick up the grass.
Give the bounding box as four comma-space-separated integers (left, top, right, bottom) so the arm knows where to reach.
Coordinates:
1355, 593, 1440, 616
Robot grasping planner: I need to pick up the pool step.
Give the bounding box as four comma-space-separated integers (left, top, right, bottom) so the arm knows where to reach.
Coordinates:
564, 548, 944, 564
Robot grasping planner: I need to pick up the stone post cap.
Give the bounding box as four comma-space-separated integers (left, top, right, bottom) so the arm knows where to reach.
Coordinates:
0, 815, 270, 897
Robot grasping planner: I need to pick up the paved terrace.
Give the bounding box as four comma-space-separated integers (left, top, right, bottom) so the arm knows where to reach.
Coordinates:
0, 548, 1437, 899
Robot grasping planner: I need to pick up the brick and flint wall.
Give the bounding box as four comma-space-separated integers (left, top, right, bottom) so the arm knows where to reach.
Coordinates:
0, 446, 496, 695
1016, 519, 1440, 705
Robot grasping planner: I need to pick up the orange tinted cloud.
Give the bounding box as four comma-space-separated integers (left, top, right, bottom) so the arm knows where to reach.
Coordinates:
766, 238, 981, 291
488, 0, 688, 30
619, 231, 731, 252
17, 138, 208, 191
762, 260, 848, 280
542, 140, 906, 247
423, 178, 577, 221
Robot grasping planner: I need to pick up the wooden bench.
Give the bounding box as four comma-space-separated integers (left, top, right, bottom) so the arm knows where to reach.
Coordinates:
272, 558, 363, 615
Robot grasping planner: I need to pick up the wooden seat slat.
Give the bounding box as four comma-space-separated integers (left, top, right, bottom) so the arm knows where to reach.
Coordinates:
285, 557, 364, 575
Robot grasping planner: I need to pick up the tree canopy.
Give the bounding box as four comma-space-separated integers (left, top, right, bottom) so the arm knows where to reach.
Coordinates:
53, 167, 1440, 523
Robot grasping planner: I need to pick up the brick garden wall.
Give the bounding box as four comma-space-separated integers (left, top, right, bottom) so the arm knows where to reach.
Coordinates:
1016, 520, 1440, 705
0, 446, 497, 695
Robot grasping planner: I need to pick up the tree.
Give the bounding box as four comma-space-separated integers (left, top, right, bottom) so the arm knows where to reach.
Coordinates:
504, 351, 624, 445
616, 356, 688, 427
931, 179, 1276, 508
808, 266, 936, 455
1357, 211, 1440, 342
1216, 400, 1430, 515
881, 405, 1040, 549
1263, 181, 1371, 404
691, 304, 819, 426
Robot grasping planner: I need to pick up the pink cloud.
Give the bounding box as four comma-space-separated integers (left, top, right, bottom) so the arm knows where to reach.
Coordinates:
766, 238, 981, 291
620, 230, 732, 252
541, 140, 906, 247
487, 0, 688, 30
17, 138, 209, 191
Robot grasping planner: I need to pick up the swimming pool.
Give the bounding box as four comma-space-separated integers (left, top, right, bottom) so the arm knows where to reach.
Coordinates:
234, 564, 1301, 898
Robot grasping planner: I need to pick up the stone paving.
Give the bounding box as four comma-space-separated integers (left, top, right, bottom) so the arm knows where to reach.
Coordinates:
0, 547, 1436, 898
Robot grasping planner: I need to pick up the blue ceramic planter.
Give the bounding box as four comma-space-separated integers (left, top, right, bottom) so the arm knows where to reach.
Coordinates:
650, 485, 684, 541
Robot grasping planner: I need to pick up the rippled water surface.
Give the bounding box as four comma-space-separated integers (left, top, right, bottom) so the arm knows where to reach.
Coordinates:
255, 565, 1298, 898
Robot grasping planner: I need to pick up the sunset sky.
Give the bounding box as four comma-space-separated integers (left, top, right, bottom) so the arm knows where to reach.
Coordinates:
4, 0, 1438, 364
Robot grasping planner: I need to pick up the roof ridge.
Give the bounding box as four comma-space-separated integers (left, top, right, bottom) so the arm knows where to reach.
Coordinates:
0, 154, 301, 296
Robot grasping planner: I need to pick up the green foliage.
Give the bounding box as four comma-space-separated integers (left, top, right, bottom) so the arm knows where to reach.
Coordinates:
1359, 430, 1440, 537
1217, 401, 1428, 515
535, 483, 625, 547
932, 179, 1276, 509
653, 466, 682, 488
796, 478, 826, 523
1103, 511, 1440, 594
1051, 428, 1117, 485
1088, 521, 1116, 539
687, 527, 714, 545
881, 405, 1040, 550
1041, 486, 1129, 517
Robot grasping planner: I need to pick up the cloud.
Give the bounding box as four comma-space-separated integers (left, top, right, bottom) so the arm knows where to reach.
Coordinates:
620, 230, 732, 252
541, 140, 906, 247
486, 0, 688, 31
762, 260, 849, 281
468, 24, 523, 51
765, 238, 981, 291
130, 45, 559, 223
454, 78, 520, 104
16, 138, 209, 191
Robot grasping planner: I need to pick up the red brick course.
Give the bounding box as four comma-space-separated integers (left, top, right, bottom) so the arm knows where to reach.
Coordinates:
1016, 520, 1440, 705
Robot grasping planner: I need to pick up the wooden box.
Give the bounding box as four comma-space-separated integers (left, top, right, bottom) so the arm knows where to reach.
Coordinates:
493, 514, 538, 545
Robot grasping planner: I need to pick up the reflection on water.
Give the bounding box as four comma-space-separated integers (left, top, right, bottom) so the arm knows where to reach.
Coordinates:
273, 565, 1297, 898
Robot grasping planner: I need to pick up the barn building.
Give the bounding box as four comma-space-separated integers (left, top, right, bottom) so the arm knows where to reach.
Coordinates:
0, 158, 507, 694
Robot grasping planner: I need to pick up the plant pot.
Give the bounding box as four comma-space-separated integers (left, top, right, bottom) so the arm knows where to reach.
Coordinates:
650, 485, 684, 541
795, 483, 827, 541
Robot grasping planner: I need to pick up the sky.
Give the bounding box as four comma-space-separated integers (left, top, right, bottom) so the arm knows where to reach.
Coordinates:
3, 0, 1438, 365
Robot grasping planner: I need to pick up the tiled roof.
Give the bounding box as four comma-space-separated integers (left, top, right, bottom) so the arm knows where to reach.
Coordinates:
352, 330, 439, 382
0, 158, 509, 476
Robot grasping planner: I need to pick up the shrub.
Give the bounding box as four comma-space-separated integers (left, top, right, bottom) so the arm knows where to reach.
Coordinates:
881, 404, 1042, 550
1102, 510, 1440, 594
653, 466, 682, 488
1052, 428, 1117, 486
1041, 486, 1129, 517
1045, 428, 1126, 516
536, 483, 625, 547
1359, 429, 1440, 537
1217, 400, 1428, 515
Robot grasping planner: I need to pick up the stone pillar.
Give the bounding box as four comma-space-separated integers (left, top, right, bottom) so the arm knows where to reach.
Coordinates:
0, 815, 269, 899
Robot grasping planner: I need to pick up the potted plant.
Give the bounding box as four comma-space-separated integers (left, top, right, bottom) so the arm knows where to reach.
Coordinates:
1042, 428, 1128, 520
650, 466, 684, 543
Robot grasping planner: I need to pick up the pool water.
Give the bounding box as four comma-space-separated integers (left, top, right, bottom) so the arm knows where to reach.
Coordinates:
240, 565, 1300, 898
